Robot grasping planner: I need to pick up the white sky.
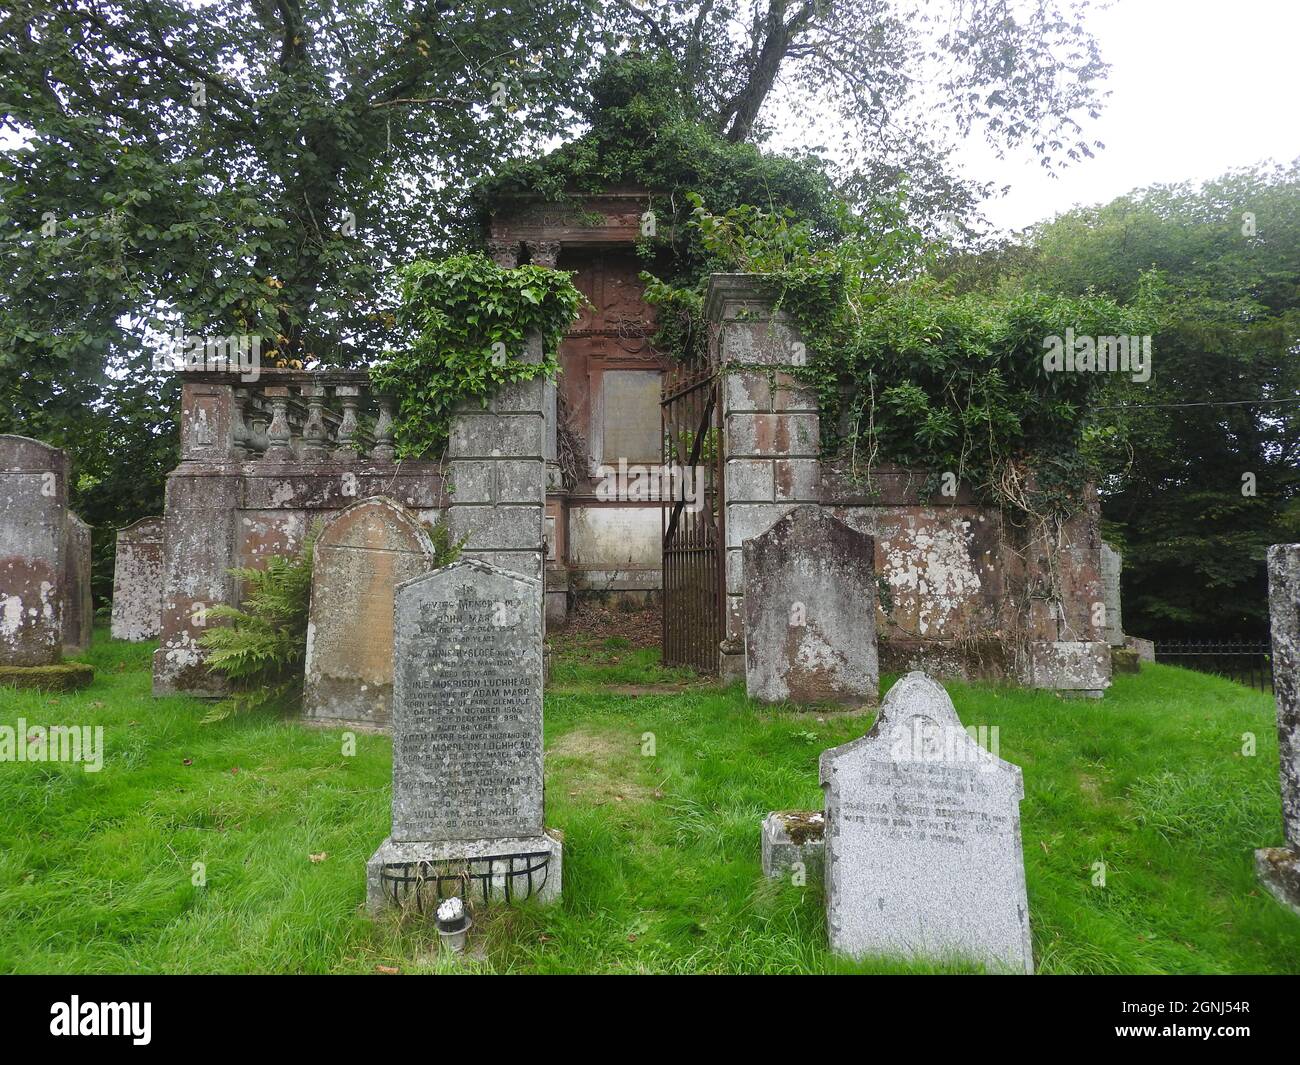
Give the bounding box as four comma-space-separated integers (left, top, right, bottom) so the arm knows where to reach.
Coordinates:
953, 0, 1300, 232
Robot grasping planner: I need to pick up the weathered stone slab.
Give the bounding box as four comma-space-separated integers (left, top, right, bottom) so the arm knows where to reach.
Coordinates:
303, 496, 433, 728
391, 558, 544, 841
820, 672, 1033, 972
62, 513, 93, 655
0, 435, 69, 666
1110, 646, 1140, 674
1027, 640, 1110, 696
1258, 543, 1300, 915
1100, 542, 1123, 646
761, 810, 825, 881
111, 516, 165, 641
366, 556, 560, 912
1125, 635, 1155, 662
743, 505, 877, 705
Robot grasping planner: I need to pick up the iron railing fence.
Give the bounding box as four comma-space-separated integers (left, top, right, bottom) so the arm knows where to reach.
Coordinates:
1153, 638, 1273, 692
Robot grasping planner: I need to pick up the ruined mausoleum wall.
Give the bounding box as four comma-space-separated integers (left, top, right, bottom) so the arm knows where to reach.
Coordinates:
152, 370, 447, 696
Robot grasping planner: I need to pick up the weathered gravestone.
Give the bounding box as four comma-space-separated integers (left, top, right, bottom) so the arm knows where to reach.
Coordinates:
111, 516, 164, 641
820, 671, 1033, 972
743, 505, 878, 705
0, 435, 69, 666
303, 497, 434, 729
62, 513, 93, 655
1257, 543, 1300, 915
1100, 542, 1124, 647
366, 557, 561, 911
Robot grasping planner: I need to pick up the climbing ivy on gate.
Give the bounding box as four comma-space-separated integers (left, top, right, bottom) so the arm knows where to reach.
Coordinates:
370, 253, 583, 458
642, 194, 1154, 523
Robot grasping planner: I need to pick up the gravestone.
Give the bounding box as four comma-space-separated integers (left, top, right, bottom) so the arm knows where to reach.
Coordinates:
366, 557, 561, 911
62, 513, 93, 655
0, 435, 69, 666
1257, 543, 1300, 915
111, 517, 165, 641
743, 505, 877, 704
820, 671, 1033, 973
303, 496, 434, 729
1100, 542, 1123, 647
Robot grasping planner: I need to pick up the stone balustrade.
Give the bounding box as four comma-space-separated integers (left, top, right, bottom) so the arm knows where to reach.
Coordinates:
178, 368, 397, 465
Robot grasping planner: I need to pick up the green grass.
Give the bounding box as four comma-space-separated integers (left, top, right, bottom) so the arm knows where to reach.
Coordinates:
0, 629, 1296, 974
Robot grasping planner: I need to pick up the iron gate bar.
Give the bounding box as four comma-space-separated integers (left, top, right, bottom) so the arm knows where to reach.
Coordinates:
661, 363, 725, 673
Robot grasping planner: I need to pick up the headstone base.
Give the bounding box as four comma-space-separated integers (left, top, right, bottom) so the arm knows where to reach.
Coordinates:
366, 832, 563, 915
1125, 635, 1155, 662
1255, 847, 1300, 917
761, 811, 825, 880
1027, 640, 1111, 695
1111, 646, 1141, 674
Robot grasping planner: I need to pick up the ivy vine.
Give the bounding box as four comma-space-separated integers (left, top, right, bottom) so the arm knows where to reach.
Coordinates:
370, 253, 583, 457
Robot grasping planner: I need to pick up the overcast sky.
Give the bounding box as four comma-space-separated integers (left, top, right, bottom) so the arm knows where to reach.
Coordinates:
953, 0, 1300, 232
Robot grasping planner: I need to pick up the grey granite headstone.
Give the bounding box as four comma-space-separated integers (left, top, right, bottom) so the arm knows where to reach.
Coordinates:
743, 505, 878, 705
820, 671, 1033, 972
303, 496, 433, 729
366, 557, 561, 911
62, 513, 93, 655
1257, 543, 1300, 915
1100, 542, 1123, 647
0, 435, 69, 666
111, 516, 164, 641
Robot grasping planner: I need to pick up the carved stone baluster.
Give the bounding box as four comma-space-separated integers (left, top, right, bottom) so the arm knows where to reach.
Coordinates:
299, 384, 328, 462
262, 385, 294, 462
246, 400, 270, 456
231, 388, 250, 460
370, 395, 396, 461
333, 385, 360, 460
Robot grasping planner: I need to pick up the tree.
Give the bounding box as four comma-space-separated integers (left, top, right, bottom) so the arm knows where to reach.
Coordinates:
0, 0, 594, 592
1, 0, 593, 379
600, 0, 1111, 228
1007, 162, 1300, 637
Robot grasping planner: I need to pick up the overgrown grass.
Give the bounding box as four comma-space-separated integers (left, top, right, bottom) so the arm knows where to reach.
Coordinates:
0, 631, 1295, 974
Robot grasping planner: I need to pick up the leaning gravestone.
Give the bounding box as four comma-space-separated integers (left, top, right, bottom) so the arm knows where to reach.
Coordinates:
62, 513, 93, 655
743, 505, 877, 705
0, 435, 69, 666
820, 671, 1033, 972
1100, 542, 1124, 647
366, 557, 561, 911
111, 516, 165, 641
303, 496, 434, 730
1257, 543, 1300, 915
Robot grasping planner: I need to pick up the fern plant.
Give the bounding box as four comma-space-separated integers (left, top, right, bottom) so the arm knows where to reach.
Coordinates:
199, 525, 318, 720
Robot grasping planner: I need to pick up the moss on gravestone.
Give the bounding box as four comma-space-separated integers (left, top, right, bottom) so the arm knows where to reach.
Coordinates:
0, 663, 95, 692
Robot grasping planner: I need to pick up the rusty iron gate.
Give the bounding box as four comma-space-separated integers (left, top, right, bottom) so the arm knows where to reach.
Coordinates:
661, 363, 726, 672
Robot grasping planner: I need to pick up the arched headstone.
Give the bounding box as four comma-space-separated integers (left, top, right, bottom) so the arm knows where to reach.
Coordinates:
820, 672, 1033, 972
111, 517, 165, 641
0, 435, 69, 666
743, 504, 878, 704
303, 497, 433, 728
